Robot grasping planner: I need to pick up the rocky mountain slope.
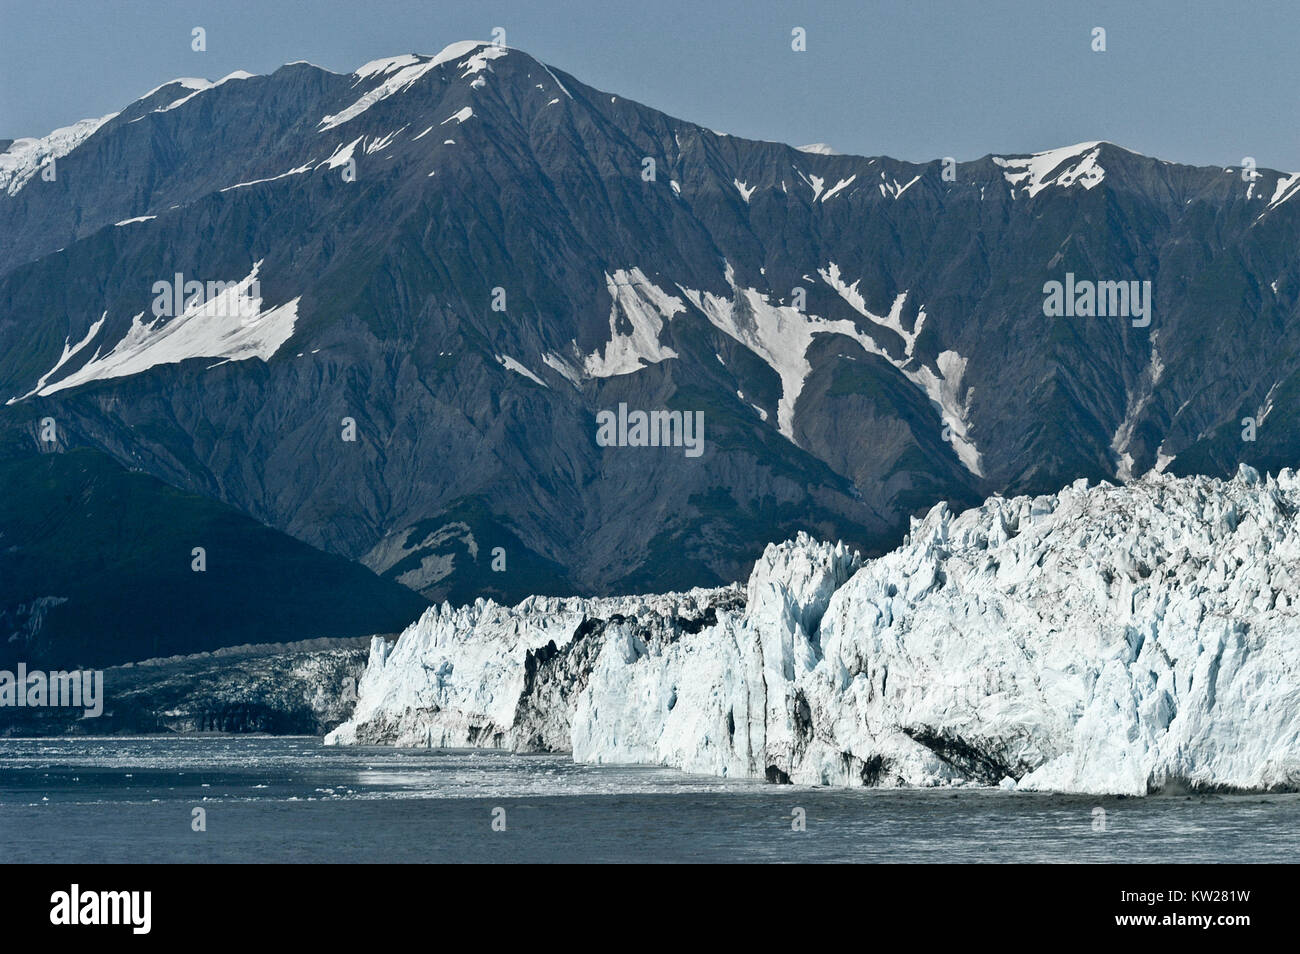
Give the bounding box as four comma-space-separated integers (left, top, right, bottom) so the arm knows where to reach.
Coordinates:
3, 40, 1300, 659
328, 467, 1300, 796
0, 440, 427, 669
0, 637, 371, 735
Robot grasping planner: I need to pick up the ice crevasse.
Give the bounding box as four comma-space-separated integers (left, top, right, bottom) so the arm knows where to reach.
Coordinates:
327, 466, 1300, 795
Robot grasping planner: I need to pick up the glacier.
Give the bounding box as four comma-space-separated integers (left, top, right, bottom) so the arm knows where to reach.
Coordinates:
326, 467, 1300, 795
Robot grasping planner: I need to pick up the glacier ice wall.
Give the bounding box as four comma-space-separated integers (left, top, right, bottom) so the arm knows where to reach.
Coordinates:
327, 467, 1300, 795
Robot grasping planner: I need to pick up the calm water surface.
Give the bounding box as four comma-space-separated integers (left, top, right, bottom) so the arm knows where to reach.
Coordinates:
1, 737, 1294, 862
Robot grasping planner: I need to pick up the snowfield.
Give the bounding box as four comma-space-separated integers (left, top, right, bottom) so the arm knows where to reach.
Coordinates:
327, 466, 1300, 795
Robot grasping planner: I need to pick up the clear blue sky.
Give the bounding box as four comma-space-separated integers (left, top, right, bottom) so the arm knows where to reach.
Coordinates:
3, 0, 1298, 170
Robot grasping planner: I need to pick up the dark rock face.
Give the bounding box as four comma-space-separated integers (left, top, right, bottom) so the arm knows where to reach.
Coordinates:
2, 42, 1298, 652
0, 444, 427, 669
0, 638, 372, 735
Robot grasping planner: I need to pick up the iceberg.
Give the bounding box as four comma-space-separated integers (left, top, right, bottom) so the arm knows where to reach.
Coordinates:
327, 466, 1300, 795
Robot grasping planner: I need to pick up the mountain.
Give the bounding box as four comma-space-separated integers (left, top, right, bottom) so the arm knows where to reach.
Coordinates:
0, 636, 372, 735
0, 438, 427, 669
328, 466, 1300, 796
2, 40, 1300, 660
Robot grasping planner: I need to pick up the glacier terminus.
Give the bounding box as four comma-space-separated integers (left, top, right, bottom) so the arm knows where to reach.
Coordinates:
329, 466, 1300, 796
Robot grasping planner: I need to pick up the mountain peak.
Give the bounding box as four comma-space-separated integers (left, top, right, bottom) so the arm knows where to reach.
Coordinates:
350, 40, 507, 78
138, 76, 211, 101
428, 39, 500, 68
322, 42, 510, 131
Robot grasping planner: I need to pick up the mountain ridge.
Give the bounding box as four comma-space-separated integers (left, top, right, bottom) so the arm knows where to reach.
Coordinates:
2, 39, 1299, 661
5, 40, 1299, 263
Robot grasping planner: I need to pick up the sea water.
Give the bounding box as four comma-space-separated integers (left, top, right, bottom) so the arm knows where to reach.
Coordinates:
1, 737, 1295, 863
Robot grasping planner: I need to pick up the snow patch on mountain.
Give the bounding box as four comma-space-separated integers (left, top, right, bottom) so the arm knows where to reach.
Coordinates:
1257, 381, 1281, 427
329, 469, 1300, 795
680, 266, 837, 439
819, 263, 922, 358
539, 63, 573, 99
155, 71, 254, 113
6, 312, 108, 404
324, 57, 442, 130
364, 127, 407, 153
584, 269, 684, 377
821, 175, 856, 202
819, 262, 982, 475
676, 262, 977, 459
353, 54, 422, 81
993, 141, 1105, 198
138, 77, 212, 112
0, 113, 118, 196
541, 352, 583, 388
797, 143, 838, 155
455, 43, 508, 77
793, 167, 826, 201
1267, 172, 1300, 211
321, 136, 364, 169
138, 76, 211, 101
324, 44, 504, 131
496, 354, 547, 386
220, 162, 315, 192
878, 173, 921, 199
27, 262, 300, 397
1111, 342, 1166, 481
